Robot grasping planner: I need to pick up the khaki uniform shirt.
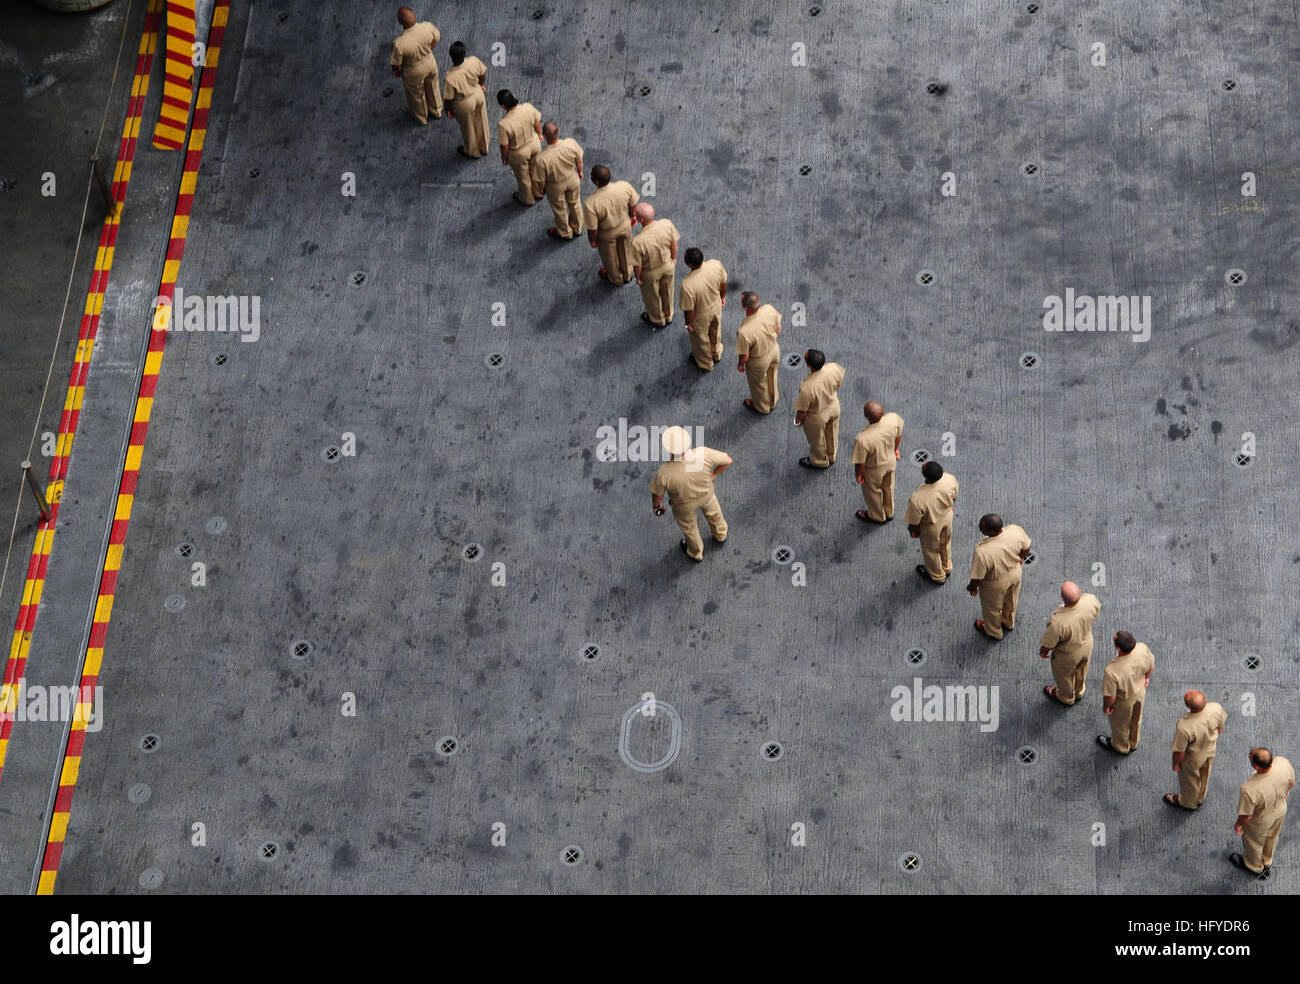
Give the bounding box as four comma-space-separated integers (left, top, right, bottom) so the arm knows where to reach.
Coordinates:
904, 474, 959, 529
851, 412, 904, 468
391, 23, 439, 76
1171, 703, 1226, 768
630, 218, 680, 271
1237, 756, 1295, 828
583, 181, 639, 231
969, 524, 1031, 585
530, 138, 584, 189
443, 56, 486, 102
498, 102, 541, 150
679, 260, 728, 320
735, 305, 781, 362
1101, 642, 1155, 705
649, 447, 729, 507
794, 364, 845, 421
1039, 594, 1101, 658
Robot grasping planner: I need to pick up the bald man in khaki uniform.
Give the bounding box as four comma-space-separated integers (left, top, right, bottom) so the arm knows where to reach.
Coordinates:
1233, 748, 1295, 878
850, 402, 904, 523
1164, 691, 1226, 810
531, 123, 584, 239
905, 460, 958, 583
1039, 581, 1101, 706
584, 167, 640, 285
735, 292, 781, 413
443, 42, 489, 158
649, 426, 732, 562
497, 89, 542, 204
793, 350, 845, 469
679, 248, 727, 368
1097, 631, 1154, 755
966, 514, 1031, 640
390, 9, 442, 125
630, 203, 680, 327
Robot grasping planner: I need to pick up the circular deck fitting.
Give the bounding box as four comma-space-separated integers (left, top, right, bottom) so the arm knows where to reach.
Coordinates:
290, 639, 312, 661
128, 783, 152, 804
1022, 162, 1039, 176
916, 269, 935, 286
760, 740, 785, 762
436, 735, 459, 757
484, 352, 505, 368
210, 352, 228, 367
1243, 653, 1262, 671
1023, 550, 1037, 566
380, 85, 394, 98
175, 542, 194, 559
905, 647, 927, 667
461, 542, 483, 562
1225, 268, 1246, 286
899, 852, 922, 873
1026, 3, 1040, 12
560, 845, 583, 865
206, 515, 227, 535
924, 80, 948, 96
580, 643, 601, 662
785, 352, 803, 368
639, 85, 651, 96
771, 545, 794, 566
139, 868, 163, 889
911, 448, 931, 465
248, 167, 260, 178
163, 594, 186, 613
799, 164, 812, 176
276, 11, 289, 23
1016, 745, 1038, 766
1232, 451, 1254, 470
0, 178, 15, 192
1019, 351, 1041, 370
349, 270, 367, 287
321, 446, 340, 463
259, 841, 280, 861
809, 5, 822, 14
140, 733, 161, 754
532, 8, 546, 19
1222, 79, 1237, 91
618, 700, 682, 773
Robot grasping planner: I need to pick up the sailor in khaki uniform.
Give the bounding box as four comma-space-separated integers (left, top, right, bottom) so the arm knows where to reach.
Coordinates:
442, 42, 489, 158
793, 350, 845, 469
850, 402, 904, 523
904, 461, 958, 584
1233, 748, 1295, 877
390, 9, 442, 125
735, 292, 781, 413
965, 514, 1031, 640
1038, 581, 1101, 705
1097, 631, 1154, 754
530, 123, 584, 239
629, 203, 680, 327
583, 167, 640, 285
649, 426, 732, 562
496, 89, 542, 204
1164, 690, 1225, 810
678, 248, 727, 368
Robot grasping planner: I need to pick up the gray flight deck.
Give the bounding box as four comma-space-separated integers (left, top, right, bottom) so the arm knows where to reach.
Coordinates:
0, 0, 1297, 894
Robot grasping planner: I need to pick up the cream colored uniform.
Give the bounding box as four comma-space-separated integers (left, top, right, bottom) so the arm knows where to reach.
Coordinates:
443, 56, 489, 157
583, 181, 640, 285
794, 364, 846, 467
498, 103, 542, 203
851, 412, 904, 521
679, 260, 728, 368
903, 473, 958, 581
530, 138, 584, 237
630, 219, 680, 325
1101, 642, 1155, 753
649, 447, 730, 560
1038, 593, 1101, 705
390, 22, 442, 125
735, 305, 781, 413
1237, 757, 1295, 872
968, 524, 1031, 640
1170, 702, 1226, 809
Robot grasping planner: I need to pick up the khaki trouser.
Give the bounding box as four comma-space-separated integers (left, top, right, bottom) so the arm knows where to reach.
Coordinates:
803, 410, 840, 467
1109, 695, 1144, 753
640, 261, 675, 325
596, 220, 634, 284
861, 463, 896, 520
744, 350, 779, 413
451, 90, 489, 157
688, 309, 722, 368
978, 571, 1021, 639
1176, 754, 1214, 809
918, 521, 952, 581
544, 173, 582, 237
1050, 649, 1089, 704
672, 494, 727, 560
507, 140, 540, 203
402, 64, 442, 124
1242, 812, 1285, 872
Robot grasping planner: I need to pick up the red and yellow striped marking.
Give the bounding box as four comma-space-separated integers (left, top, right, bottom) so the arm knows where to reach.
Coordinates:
0, 0, 164, 782
152, 0, 198, 150
36, 0, 230, 896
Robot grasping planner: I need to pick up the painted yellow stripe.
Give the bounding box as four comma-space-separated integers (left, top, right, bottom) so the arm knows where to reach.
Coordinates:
133, 398, 153, 423
171, 215, 190, 239
161, 259, 181, 283
48, 812, 69, 843
113, 495, 133, 521
144, 350, 164, 376
36, 871, 56, 895
58, 756, 80, 787
213, 4, 227, 26
84, 648, 103, 678
154, 122, 187, 143
105, 543, 125, 571
180, 171, 197, 194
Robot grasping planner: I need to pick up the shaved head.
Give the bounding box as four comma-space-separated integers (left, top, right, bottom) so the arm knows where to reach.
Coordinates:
542, 121, 559, 142
1250, 747, 1273, 770
1061, 581, 1081, 605
591, 165, 610, 186
1184, 690, 1206, 712
397, 7, 415, 27
979, 514, 1003, 536
741, 291, 759, 311
633, 202, 655, 224
864, 401, 883, 423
